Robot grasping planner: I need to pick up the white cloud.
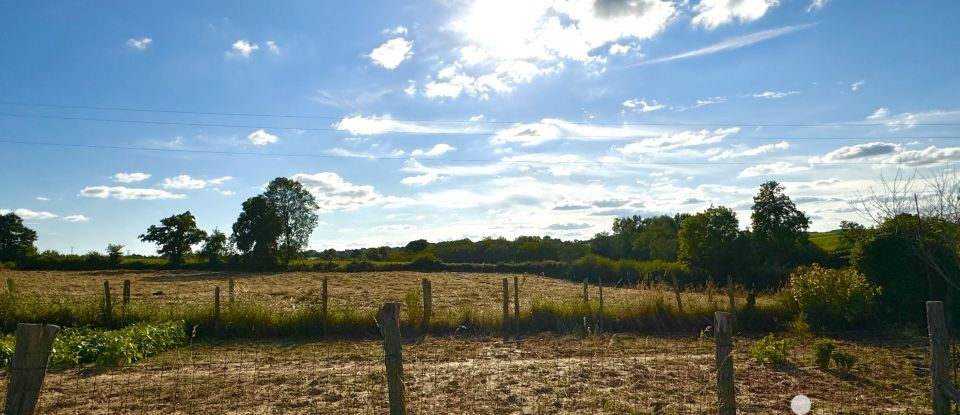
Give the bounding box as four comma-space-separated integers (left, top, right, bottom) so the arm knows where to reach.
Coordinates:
372, 224, 416, 232
385, 26, 408, 35
218, 190, 237, 196
636, 23, 814, 66
80, 186, 186, 200
750, 91, 799, 99
1, 208, 58, 220
623, 98, 665, 112
813, 142, 902, 162
126, 37, 153, 50
490, 118, 662, 146
618, 127, 740, 154
866, 107, 890, 120
694, 96, 726, 108
692, 0, 780, 29
401, 172, 442, 185
738, 162, 809, 178
36, 196, 50, 201
608, 43, 633, 55
369, 38, 413, 69
411, 143, 456, 157
247, 129, 279, 145
161, 175, 232, 190
469, 114, 485, 122
807, 0, 830, 12
265, 40, 280, 55
851, 80, 866, 91
709, 141, 789, 160
62, 215, 90, 223
228, 40, 259, 58
865, 108, 960, 130
334, 114, 479, 136
404, 80, 417, 96
882, 146, 960, 166
290, 172, 399, 212
113, 172, 151, 183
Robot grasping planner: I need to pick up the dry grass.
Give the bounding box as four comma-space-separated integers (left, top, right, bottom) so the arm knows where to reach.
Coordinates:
0, 334, 928, 414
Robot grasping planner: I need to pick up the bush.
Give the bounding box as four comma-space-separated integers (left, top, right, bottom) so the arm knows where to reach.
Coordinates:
49, 321, 186, 368
749, 334, 791, 365
408, 253, 443, 271
341, 260, 376, 272
784, 264, 879, 330
0, 334, 12, 368
813, 340, 835, 369
831, 351, 857, 372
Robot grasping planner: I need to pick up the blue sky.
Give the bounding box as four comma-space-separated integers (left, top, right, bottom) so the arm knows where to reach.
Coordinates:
1, 0, 959, 255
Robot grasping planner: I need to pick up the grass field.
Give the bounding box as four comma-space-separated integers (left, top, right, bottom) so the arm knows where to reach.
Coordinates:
808, 231, 843, 253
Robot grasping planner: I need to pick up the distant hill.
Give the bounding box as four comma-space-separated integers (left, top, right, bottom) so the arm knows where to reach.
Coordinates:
808, 230, 843, 253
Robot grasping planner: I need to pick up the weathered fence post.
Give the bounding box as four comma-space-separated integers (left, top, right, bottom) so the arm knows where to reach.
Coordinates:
377, 303, 406, 415
3, 324, 60, 415
321, 276, 329, 337
597, 277, 604, 333
513, 275, 520, 336
671, 273, 683, 314
6, 278, 13, 294
715, 311, 737, 415
228, 277, 235, 304
502, 278, 510, 340
122, 279, 131, 306
927, 301, 955, 414
582, 279, 589, 303
214, 286, 221, 322
102, 280, 113, 328
421, 278, 432, 335
727, 275, 736, 329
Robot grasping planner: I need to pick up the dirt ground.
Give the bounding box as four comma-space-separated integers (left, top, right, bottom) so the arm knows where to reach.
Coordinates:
0, 334, 931, 414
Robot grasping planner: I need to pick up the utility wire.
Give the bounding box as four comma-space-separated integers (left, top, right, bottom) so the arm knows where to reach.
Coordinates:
1, 100, 959, 128
0, 138, 951, 166
0, 112, 957, 140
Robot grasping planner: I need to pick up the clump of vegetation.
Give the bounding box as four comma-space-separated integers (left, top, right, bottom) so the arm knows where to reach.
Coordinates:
0, 334, 12, 368
750, 334, 791, 365
784, 264, 879, 330
813, 339, 835, 369
403, 288, 423, 327
831, 351, 857, 373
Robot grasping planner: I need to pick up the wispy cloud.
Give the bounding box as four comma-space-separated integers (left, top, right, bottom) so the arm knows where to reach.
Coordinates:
628, 23, 817, 67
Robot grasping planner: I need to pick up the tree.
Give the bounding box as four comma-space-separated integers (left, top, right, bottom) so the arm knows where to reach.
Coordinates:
199, 228, 229, 265
404, 239, 429, 252
262, 178, 320, 266
106, 244, 124, 268
231, 196, 282, 269
633, 215, 681, 261
0, 213, 37, 263
751, 181, 811, 267
138, 211, 207, 267
678, 206, 748, 282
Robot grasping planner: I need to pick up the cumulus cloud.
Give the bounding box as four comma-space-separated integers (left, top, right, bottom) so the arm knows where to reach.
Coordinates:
709, 141, 789, 160
290, 172, 396, 212
126, 37, 153, 50
227, 40, 259, 58
0, 208, 57, 220
812, 142, 902, 162
385, 26, 408, 35
863, 108, 960, 130
161, 175, 232, 190
247, 129, 279, 145
80, 186, 186, 200
618, 127, 740, 154
882, 146, 960, 166
411, 143, 456, 157
62, 215, 90, 223
400, 172, 442, 186
369, 38, 413, 69
623, 98, 665, 112
750, 91, 799, 99
113, 172, 151, 183
738, 162, 809, 178
866, 107, 890, 120
692, 0, 780, 29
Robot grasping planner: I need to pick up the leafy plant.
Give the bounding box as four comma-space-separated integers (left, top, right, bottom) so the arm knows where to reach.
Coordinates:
750, 334, 791, 365
48, 321, 186, 368
813, 339, 835, 369
831, 351, 857, 373
403, 288, 423, 327
0, 334, 13, 368
784, 264, 879, 330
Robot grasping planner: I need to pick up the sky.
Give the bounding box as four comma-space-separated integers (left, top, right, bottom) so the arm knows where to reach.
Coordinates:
1, 0, 959, 255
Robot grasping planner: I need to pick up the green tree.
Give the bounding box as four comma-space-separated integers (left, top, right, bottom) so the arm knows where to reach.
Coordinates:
262, 178, 320, 266
232, 196, 283, 269
678, 206, 748, 281
106, 244, 124, 268
633, 215, 681, 261
404, 239, 429, 252
0, 213, 37, 263
751, 181, 812, 267
138, 211, 207, 267
199, 228, 230, 265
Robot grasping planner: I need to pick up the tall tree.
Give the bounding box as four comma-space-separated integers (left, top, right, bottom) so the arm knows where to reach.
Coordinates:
262, 177, 319, 266
678, 206, 747, 281
750, 181, 811, 266
232, 196, 282, 268
138, 211, 207, 267
199, 228, 230, 265
0, 213, 37, 263
106, 243, 124, 268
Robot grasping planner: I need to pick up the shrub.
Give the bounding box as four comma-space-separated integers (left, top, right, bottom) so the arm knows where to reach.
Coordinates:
0, 334, 12, 368
409, 253, 443, 271
831, 351, 857, 373
750, 334, 791, 365
49, 321, 187, 368
341, 260, 376, 272
784, 264, 879, 330
403, 288, 422, 327
813, 339, 835, 369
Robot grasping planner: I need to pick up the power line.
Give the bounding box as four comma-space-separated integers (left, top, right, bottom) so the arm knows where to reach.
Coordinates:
1, 100, 959, 128
0, 112, 958, 140
0, 138, 953, 166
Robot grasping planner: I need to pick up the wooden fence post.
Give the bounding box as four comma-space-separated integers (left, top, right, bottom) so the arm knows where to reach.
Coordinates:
321, 276, 328, 337
927, 301, 952, 414
671, 273, 683, 314
6, 278, 13, 294
3, 324, 60, 415
214, 286, 221, 322
597, 277, 604, 334
102, 281, 112, 328
513, 275, 520, 336
421, 278, 432, 335
582, 279, 589, 303
228, 277, 235, 304
377, 303, 406, 415
502, 278, 510, 340
727, 275, 736, 329
122, 279, 131, 306
715, 311, 737, 415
